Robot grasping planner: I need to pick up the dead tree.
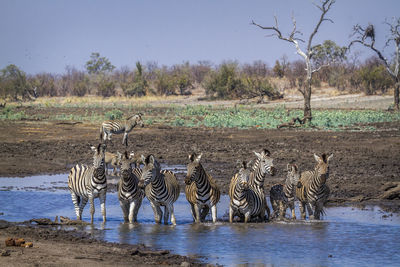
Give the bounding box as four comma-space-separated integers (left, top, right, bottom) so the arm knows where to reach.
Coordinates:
349, 18, 400, 110
252, 0, 336, 124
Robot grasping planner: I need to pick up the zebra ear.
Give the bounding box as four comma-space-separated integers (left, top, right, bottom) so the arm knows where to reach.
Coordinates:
129, 151, 135, 159
253, 151, 262, 159
188, 154, 195, 162
286, 163, 290, 171
90, 146, 96, 152
327, 154, 334, 162
141, 154, 146, 164
314, 153, 323, 163
242, 161, 248, 169
194, 153, 202, 163
263, 149, 271, 157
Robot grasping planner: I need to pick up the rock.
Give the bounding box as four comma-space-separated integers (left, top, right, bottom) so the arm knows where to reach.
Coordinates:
15, 238, 25, 246
5, 238, 15, 247
24, 242, 33, 248
0, 250, 10, 257
181, 262, 191, 267
380, 183, 400, 200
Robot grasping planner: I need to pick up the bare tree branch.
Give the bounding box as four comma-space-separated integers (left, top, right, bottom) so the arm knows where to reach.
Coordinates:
307, 0, 336, 54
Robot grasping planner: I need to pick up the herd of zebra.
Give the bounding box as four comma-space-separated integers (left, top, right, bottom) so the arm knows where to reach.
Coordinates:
68, 113, 333, 224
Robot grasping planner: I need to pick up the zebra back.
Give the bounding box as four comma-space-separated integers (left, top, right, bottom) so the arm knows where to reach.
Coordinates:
68, 143, 107, 197
68, 164, 94, 197
145, 170, 180, 205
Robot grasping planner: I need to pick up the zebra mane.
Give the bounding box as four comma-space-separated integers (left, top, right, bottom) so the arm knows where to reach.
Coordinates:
320, 153, 328, 163
126, 113, 142, 120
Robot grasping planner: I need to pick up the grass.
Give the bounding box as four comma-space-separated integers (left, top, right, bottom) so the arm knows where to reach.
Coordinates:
1, 98, 399, 131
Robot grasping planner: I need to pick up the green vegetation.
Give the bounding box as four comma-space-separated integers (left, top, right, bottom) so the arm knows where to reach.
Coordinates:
2, 101, 398, 132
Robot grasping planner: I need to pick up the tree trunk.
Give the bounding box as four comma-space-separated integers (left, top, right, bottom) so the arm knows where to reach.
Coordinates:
303, 79, 312, 123
394, 80, 400, 110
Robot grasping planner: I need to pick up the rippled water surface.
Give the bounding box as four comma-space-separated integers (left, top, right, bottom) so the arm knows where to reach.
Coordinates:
1, 173, 400, 266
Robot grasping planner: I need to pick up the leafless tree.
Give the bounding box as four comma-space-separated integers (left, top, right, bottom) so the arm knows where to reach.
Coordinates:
252, 0, 336, 123
349, 17, 400, 110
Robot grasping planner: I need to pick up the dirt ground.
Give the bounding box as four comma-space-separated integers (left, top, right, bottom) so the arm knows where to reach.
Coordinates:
0, 100, 400, 266
0, 221, 202, 266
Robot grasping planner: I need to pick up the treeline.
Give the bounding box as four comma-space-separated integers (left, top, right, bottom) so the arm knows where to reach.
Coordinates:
0, 51, 395, 102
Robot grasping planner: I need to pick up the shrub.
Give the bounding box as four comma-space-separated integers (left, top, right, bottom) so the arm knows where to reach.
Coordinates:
105, 109, 123, 120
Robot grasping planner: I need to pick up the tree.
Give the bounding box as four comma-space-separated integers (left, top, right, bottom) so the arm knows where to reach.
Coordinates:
0, 64, 33, 100
252, 0, 336, 123
349, 18, 400, 110
85, 52, 115, 74
123, 62, 148, 97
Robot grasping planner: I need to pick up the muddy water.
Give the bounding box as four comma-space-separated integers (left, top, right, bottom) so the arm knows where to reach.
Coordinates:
1, 173, 400, 266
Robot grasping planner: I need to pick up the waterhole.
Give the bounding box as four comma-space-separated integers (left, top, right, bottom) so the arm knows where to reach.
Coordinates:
1, 172, 399, 266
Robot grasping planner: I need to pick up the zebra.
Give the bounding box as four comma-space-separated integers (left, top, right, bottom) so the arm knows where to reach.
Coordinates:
100, 113, 144, 146
105, 151, 120, 175
138, 154, 180, 225
229, 149, 276, 222
296, 153, 333, 220
229, 161, 264, 223
68, 143, 107, 224
117, 151, 144, 223
269, 163, 301, 220
184, 153, 220, 223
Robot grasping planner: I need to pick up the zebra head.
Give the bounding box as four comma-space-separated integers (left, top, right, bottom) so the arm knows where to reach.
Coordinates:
253, 149, 276, 176
139, 154, 160, 189
185, 153, 203, 185
237, 161, 251, 190
129, 113, 144, 128
314, 153, 333, 180
90, 143, 107, 169
287, 163, 300, 186
119, 151, 133, 177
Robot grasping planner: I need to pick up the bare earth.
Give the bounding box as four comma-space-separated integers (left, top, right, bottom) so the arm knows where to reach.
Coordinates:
0, 94, 399, 266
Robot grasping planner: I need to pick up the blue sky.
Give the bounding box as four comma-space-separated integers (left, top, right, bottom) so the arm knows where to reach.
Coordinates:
1, 0, 399, 74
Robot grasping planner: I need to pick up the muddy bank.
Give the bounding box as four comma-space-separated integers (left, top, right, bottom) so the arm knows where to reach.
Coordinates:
0, 220, 203, 266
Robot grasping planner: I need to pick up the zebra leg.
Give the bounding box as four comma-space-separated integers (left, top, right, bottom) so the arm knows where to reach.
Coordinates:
100, 193, 106, 223
299, 201, 306, 220
244, 211, 251, 223
89, 196, 95, 224
78, 197, 88, 220
189, 203, 196, 222
70, 192, 81, 220
149, 201, 162, 224
133, 199, 143, 222
193, 204, 201, 223
122, 132, 128, 147
211, 205, 217, 223
278, 201, 285, 220
128, 201, 136, 223
200, 206, 210, 222
289, 202, 296, 220
120, 201, 129, 223
167, 204, 176, 225
229, 206, 234, 223
307, 202, 315, 220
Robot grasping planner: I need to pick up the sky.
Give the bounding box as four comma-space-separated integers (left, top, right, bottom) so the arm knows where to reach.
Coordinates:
1, 0, 399, 74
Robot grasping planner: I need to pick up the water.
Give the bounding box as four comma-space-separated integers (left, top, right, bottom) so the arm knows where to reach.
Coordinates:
1, 173, 400, 266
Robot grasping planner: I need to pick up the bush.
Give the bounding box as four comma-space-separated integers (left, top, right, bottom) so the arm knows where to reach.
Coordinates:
97, 77, 116, 97
105, 109, 123, 120
357, 63, 393, 95
203, 62, 244, 99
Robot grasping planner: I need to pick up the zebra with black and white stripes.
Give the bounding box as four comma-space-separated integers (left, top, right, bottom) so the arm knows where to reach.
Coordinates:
138, 154, 180, 225
270, 163, 301, 220
68, 143, 107, 224
100, 113, 144, 146
229, 161, 264, 223
117, 151, 144, 223
229, 149, 276, 222
184, 153, 220, 223
296, 153, 333, 220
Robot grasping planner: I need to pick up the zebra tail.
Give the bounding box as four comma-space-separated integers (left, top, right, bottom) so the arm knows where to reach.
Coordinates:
99, 125, 103, 140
